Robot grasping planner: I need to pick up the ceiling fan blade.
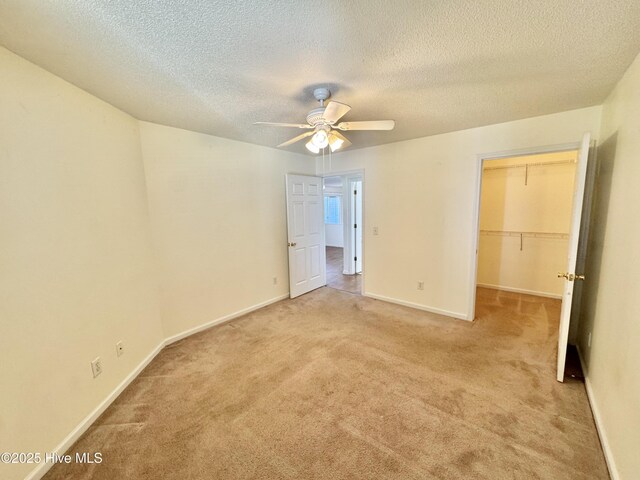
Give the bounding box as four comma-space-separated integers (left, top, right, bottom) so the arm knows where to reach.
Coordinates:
329, 131, 352, 151
254, 122, 313, 129
277, 131, 314, 148
322, 101, 351, 124
336, 120, 395, 131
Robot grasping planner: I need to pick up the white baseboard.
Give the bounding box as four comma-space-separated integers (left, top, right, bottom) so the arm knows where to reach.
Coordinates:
341, 270, 361, 276
25, 341, 165, 480
25, 292, 289, 480
576, 345, 619, 480
476, 283, 562, 299
164, 294, 289, 345
363, 292, 469, 321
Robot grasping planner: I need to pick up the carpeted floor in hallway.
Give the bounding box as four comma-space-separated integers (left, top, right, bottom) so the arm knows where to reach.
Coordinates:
43, 287, 609, 479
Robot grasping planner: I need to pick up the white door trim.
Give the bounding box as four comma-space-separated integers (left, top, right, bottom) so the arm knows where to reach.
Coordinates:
468, 142, 582, 321
349, 177, 363, 274
322, 169, 365, 294
343, 175, 363, 275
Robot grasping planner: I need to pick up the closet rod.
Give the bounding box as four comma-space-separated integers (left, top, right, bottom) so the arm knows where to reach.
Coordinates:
480, 230, 569, 239
480, 230, 568, 251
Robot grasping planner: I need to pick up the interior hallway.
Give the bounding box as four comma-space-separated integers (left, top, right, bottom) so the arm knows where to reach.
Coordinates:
44, 287, 607, 480
326, 246, 361, 294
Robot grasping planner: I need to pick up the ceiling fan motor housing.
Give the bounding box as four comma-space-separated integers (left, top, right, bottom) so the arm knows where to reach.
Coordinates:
313, 87, 331, 102
306, 107, 327, 126
306, 87, 332, 126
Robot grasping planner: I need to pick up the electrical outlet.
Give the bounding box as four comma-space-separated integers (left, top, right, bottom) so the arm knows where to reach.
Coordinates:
417, 281, 424, 291
116, 341, 124, 357
273, 277, 278, 285
588, 332, 592, 348
91, 357, 102, 378
373, 226, 379, 236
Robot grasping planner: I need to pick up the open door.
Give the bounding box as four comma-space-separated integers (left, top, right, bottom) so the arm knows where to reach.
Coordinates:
286, 174, 326, 298
351, 178, 363, 274
556, 133, 592, 382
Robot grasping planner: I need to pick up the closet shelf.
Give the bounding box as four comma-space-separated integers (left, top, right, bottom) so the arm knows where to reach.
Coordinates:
480, 230, 568, 251
483, 159, 575, 185
480, 230, 569, 239
482, 159, 575, 172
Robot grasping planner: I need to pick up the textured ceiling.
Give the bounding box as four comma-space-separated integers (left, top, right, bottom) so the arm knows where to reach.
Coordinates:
1, 1, 640, 154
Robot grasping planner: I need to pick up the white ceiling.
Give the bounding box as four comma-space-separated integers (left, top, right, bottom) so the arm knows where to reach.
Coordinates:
1, 1, 640, 154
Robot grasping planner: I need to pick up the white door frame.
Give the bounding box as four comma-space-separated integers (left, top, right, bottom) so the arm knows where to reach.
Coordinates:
467, 142, 582, 321
349, 176, 363, 274
322, 169, 365, 294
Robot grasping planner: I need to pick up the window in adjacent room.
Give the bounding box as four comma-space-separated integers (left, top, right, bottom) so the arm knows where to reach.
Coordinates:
324, 195, 342, 224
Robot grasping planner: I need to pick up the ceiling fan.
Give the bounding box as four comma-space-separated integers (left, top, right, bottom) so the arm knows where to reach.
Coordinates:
254, 87, 395, 153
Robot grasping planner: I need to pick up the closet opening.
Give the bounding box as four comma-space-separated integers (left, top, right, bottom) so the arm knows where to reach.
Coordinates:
475, 150, 579, 300
471, 145, 593, 379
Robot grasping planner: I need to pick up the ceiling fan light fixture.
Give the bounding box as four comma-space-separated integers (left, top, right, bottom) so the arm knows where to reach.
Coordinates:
329, 134, 344, 152
305, 140, 320, 154
311, 129, 329, 149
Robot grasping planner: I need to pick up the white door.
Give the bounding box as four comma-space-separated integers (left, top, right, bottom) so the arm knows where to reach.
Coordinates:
353, 180, 363, 274
556, 133, 592, 382
286, 174, 326, 298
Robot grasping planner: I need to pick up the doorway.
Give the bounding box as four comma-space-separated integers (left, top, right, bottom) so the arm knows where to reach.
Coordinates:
323, 173, 363, 294
475, 150, 578, 299
470, 135, 593, 381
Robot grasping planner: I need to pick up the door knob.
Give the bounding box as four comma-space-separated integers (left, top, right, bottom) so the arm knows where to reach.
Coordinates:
288, 242, 297, 247
558, 272, 575, 281
557, 272, 585, 281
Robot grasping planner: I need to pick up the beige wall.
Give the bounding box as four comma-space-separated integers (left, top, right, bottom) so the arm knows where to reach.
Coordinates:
0, 47, 163, 480
317, 106, 601, 319
477, 151, 577, 297
324, 183, 344, 247
577, 52, 640, 479
139, 122, 313, 339
325, 223, 344, 247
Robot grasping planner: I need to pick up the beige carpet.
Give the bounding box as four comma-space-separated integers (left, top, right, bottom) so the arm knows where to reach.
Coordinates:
44, 287, 608, 479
